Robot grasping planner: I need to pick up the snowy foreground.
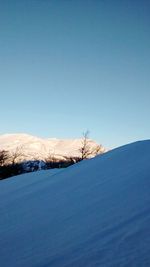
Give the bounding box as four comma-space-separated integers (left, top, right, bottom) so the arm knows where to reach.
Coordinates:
0, 141, 150, 267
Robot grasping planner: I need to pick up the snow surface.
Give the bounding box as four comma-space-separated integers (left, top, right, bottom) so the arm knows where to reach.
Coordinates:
0, 140, 150, 267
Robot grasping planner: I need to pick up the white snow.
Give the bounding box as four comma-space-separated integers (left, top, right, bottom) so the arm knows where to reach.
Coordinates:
0, 140, 150, 266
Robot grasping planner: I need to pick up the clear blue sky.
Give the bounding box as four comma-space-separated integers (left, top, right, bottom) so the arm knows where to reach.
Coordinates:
0, 0, 150, 148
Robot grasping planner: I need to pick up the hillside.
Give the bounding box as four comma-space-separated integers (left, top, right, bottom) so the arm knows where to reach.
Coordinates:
0, 140, 150, 266
0, 133, 105, 162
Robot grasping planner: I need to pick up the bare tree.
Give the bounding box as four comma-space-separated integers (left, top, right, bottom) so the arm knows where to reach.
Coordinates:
0, 150, 10, 166
79, 130, 92, 160
10, 146, 25, 165
79, 131, 104, 160
92, 144, 104, 157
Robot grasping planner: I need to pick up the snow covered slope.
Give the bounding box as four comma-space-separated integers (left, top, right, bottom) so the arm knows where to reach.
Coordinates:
0, 133, 105, 161
0, 140, 150, 267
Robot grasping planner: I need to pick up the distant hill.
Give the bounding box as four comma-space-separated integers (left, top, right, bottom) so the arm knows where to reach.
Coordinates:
0, 133, 106, 162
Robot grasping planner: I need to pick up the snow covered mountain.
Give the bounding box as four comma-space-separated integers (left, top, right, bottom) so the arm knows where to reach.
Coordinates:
0, 140, 150, 266
0, 133, 105, 162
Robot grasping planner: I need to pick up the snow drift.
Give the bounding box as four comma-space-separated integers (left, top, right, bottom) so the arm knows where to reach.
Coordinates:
0, 140, 150, 267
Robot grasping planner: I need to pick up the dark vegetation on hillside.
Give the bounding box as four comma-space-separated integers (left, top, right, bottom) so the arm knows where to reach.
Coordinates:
0, 132, 103, 180
0, 156, 81, 180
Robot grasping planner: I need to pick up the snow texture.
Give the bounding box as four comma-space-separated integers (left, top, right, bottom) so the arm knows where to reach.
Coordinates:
0, 140, 150, 267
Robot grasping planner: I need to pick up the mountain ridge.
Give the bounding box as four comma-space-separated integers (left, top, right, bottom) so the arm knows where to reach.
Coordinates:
0, 133, 106, 162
